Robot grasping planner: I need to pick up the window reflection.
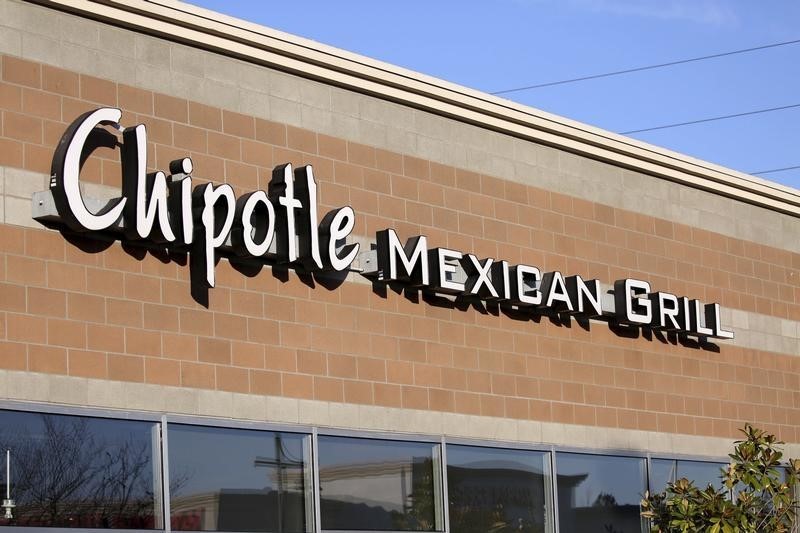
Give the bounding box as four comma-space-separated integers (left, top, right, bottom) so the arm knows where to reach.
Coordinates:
649, 459, 726, 494
0, 410, 160, 529
556, 453, 646, 533
446, 445, 553, 533
168, 424, 309, 532
318, 436, 441, 531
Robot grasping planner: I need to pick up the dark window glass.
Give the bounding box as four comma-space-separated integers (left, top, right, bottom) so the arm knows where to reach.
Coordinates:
318, 436, 441, 531
649, 459, 726, 494
0, 409, 161, 529
446, 445, 553, 533
168, 424, 310, 532
556, 453, 645, 533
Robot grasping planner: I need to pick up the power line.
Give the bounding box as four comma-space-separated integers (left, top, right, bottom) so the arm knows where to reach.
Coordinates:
491, 38, 800, 95
619, 103, 800, 134
751, 165, 800, 175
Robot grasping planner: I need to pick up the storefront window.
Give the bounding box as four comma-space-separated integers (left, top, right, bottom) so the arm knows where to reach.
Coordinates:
555, 452, 646, 533
446, 444, 553, 533
649, 459, 726, 494
168, 424, 310, 532
317, 436, 442, 531
0, 409, 161, 529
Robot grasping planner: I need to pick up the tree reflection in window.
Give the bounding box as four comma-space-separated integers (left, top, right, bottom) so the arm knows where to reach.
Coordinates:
446, 445, 553, 533
0, 410, 160, 529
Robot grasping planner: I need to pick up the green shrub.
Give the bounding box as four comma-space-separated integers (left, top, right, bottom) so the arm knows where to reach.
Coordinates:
641, 424, 799, 532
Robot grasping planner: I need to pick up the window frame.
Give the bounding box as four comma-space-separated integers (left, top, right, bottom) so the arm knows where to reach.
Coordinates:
0, 402, 764, 533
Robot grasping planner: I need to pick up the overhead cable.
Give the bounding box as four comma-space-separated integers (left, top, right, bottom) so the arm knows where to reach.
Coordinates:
619, 103, 800, 134
491, 38, 800, 95
751, 165, 800, 175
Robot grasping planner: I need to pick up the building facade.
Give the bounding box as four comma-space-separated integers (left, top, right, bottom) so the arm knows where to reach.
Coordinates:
0, 0, 798, 532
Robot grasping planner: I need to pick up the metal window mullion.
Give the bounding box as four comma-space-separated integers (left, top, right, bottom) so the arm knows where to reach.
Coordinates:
312, 427, 322, 533
439, 436, 449, 533
161, 415, 172, 533
551, 446, 559, 533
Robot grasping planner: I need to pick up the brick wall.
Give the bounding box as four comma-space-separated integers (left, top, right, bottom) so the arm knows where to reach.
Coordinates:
1, 51, 799, 444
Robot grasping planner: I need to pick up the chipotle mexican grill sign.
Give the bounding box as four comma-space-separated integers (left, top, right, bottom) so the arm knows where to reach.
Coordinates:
34, 108, 734, 340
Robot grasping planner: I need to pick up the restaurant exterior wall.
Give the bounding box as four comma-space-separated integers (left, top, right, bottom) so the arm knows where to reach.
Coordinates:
0, 0, 798, 468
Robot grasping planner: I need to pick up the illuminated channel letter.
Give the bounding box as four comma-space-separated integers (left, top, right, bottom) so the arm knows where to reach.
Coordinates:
320, 207, 359, 271
705, 303, 734, 339
541, 271, 574, 312
294, 165, 323, 269
269, 163, 301, 263
648, 291, 681, 331
193, 183, 235, 288
50, 107, 127, 231
376, 229, 429, 286
510, 265, 542, 306
462, 255, 498, 298
428, 247, 464, 294
121, 124, 176, 243
168, 158, 194, 246
614, 278, 652, 324
231, 191, 275, 257
565, 275, 602, 317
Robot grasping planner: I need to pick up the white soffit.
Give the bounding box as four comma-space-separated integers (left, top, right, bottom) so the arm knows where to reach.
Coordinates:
29, 0, 800, 217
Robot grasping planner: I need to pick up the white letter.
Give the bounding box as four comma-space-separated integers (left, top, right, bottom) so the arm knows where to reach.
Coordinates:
50, 107, 126, 231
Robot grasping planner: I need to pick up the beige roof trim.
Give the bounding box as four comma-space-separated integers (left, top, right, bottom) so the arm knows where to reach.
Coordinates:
33, 0, 800, 216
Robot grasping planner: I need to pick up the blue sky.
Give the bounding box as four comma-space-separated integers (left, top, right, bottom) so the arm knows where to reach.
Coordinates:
186, 0, 800, 191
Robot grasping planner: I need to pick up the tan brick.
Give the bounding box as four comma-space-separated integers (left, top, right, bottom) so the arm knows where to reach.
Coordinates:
0, 283, 26, 312
24, 143, 52, 174
180, 361, 214, 388
255, 118, 286, 145
108, 354, 144, 382
68, 349, 106, 378
0, 341, 27, 370
231, 341, 264, 368
47, 262, 86, 291
86, 268, 124, 296
126, 328, 161, 356
3, 111, 42, 143
217, 365, 249, 393
118, 84, 153, 114
198, 337, 231, 364
344, 379, 372, 404
0, 83, 22, 111
163, 332, 197, 361
402, 385, 428, 410
145, 357, 180, 386
0, 138, 23, 167
154, 93, 188, 122
318, 134, 347, 160
107, 299, 143, 327
48, 318, 86, 348
42, 65, 79, 97
80, 74, 116, 105
29, 344, 67, 374
282, 373, 313, 399
313, 376, 343, 402
189, 101, 222, 130
173, 123, 207, 152
2, 56, 40, 88
22, 88, 60, 120
214, 312, 248, 340
222, 109, 255, 138
27, 287, 66, 317
250, 369, 281, 395
6, 313, 46, 343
